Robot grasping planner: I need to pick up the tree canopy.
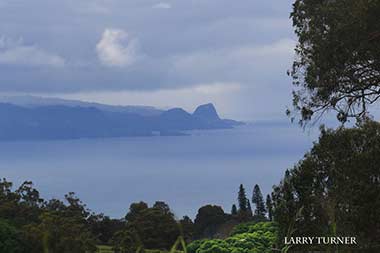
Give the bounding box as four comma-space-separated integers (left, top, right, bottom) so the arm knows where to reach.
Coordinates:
194, 205, 227, 239
272, 121, 380, 250
288, 0, 380, 124
116, 201, 180, 251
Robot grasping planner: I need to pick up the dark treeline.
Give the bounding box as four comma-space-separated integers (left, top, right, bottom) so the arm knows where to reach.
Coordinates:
0, 177, 271, 253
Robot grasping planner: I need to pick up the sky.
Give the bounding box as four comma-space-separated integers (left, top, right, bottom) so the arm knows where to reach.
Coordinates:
0, 0, 296, 120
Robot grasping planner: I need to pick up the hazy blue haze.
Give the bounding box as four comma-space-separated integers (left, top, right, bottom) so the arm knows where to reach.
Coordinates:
0, 123, 317, 218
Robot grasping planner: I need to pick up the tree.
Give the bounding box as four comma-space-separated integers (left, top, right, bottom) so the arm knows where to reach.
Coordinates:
194, 205, 227, 239
64, 192, 90, 218
111, 229, 140, 253
271, 169, 300, 247
125, 202, 148, 223
288, 0, 380, 125
152, 201, 171, 215
0, 179, 102, 253
272, 121, 380, 250
0, 180, 42, 227
23, 211, 97, 253
266, 195, 273, 221
246, 201, 253, 217
237, 184, 252, 221
237, 184, 248, 213
231, 204, 237, 216
179, 216, 194, 243
252, 184, 266, 217
123, 202, 179, 250
16, 181, 43, 208
87, 214, 124, 245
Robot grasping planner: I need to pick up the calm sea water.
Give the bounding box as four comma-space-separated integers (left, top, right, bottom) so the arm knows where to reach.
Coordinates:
0, 123, 317, 218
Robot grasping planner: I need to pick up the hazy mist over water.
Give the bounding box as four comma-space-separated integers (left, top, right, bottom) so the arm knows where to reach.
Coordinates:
0, 123, 318, 218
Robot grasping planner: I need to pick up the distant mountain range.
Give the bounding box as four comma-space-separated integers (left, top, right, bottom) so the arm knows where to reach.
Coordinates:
0, 96, 243, 140
0, 95, 163, 116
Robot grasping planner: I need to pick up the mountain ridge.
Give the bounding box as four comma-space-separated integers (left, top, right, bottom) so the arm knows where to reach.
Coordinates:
0, 97, 243, 140
0, 95, 163, 116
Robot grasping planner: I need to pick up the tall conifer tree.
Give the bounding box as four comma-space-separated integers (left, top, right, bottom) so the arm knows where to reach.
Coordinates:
252, 184, 266, 217
238, 184, 248, 212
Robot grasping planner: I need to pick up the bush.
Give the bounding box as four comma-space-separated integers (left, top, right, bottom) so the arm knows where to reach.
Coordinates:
187, 239, 206, 253
187, 222, 277, 253
231, 221, 277, 236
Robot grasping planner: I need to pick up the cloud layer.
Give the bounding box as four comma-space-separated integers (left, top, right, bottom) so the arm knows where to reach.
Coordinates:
0, 36, 65, 67
0, 0, 296, 119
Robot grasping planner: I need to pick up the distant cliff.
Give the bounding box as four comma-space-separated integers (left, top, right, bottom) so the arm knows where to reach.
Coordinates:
0, 98, 243, 140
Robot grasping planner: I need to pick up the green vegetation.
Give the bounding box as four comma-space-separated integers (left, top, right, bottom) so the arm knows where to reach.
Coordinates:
188, 222, 277, 253
0, 176, 274, 253
112, 201, 180, 252
272, 121, 380, 251
251, 184, 266, 218
0, 219, 25, 253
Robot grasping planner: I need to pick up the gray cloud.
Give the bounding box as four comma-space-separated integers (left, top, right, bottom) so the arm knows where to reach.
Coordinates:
0, 36, 65, 67
0, 0, 296, 119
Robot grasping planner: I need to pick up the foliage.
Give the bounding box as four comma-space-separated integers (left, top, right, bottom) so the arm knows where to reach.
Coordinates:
230, 221, 277, 237
114, 201, 180, 251
0, 180, 43, 226
195, 240, 229, 253
251, 185, 266, 218
88, 214, 125, 245
193, 205, 227, 239
237, 184, 252, 221
23, 211, 97, 253
0, 219, 25, 253
238, 184, 248, 213
187, 239, 206, 253
188, 222, 277, 253
272, 121, 380, 250
288, 0, 380, 124
0, 179, 98, 253
179, 216, 195, 243
111, 229, 140, 253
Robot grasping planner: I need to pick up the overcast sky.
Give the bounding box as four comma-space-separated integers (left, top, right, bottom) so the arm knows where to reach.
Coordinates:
0, 0, 296, 120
